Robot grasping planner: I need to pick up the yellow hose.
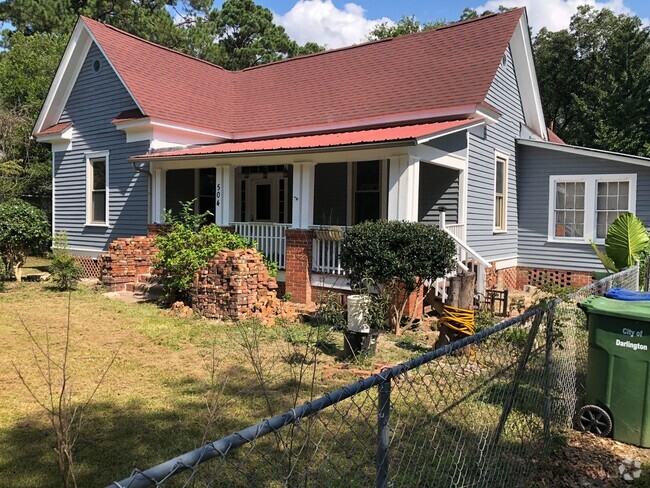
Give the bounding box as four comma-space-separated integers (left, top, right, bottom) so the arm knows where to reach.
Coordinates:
439, 304, 475, 337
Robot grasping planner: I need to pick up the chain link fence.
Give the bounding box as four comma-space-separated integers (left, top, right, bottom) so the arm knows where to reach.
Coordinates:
110, 266, 639, 488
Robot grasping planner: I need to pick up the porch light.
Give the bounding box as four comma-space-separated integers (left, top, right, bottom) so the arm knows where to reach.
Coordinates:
262, 167, 268, 179
283, 165, 289, 178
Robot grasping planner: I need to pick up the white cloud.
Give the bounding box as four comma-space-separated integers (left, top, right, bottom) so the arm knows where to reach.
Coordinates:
274, 0, 394, 49
472, 0, 646, 33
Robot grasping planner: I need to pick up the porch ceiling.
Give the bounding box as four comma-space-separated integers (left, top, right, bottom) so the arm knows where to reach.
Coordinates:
130, 118, 484, 162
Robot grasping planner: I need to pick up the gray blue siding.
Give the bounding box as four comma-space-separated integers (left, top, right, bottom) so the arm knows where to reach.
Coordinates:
54, 43, 149, 252
466, 45, 522, 261
418, 164, 459, 225
517, 144, 650, 272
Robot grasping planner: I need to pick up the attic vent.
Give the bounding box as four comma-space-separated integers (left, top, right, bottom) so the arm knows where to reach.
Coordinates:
501, 54, 507, 66
93, 60, 101, 72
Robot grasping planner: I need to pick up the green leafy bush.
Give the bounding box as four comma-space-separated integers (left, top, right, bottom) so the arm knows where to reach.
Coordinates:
154, 201, 252, 303
49, 231, 82, 290
340, 220, 456, 332
0, 198, 50, 281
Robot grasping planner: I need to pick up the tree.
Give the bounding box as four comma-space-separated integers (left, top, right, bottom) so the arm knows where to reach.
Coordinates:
340, 220, 456, 334
534, 6, 650, 157
367, 15, 447, 41
212, 0, 323, 70
0, 199, 50, 281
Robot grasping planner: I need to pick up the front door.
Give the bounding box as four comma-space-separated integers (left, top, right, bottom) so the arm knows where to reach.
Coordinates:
253, 181, 272, 221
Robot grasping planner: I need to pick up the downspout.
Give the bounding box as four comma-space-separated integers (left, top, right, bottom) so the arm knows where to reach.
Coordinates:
131, 161, 152, 223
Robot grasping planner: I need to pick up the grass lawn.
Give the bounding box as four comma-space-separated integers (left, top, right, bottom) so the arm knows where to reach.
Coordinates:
0, 279, 421, 487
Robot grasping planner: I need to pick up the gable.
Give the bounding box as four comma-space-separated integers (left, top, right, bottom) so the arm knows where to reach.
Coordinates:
59, 43, 139, 129
33, 19, 141, 136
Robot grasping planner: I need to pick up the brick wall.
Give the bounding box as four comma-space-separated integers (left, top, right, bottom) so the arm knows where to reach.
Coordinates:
486, 265, 519, 290
192, 248, 294, 324
101, 236, 158, 292
284, 229, 314, 305
516, 266, 594, 289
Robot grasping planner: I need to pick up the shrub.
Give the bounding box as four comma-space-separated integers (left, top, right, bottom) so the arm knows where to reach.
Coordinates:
49, 232, 82, 290
154, 201, 252, 303
0, 198, 50, 281
340, 220, 457, 333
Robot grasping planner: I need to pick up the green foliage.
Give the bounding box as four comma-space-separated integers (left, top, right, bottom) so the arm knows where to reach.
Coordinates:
49, 231, 82, 290
534, 6, 650, 157
312, 292, 346, 332
0, 199, 50, 280
341, 220, 456, 293
154, 201, 252, 303
591, 212, 650, 272
366, 15, 447, 40
213, 0, 323, 70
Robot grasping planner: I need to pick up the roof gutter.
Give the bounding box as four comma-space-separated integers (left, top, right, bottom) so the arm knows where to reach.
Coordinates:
128, 140, 417, 164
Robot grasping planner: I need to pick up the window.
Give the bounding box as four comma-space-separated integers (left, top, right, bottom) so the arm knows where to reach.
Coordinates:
494, 153, 508, 231
549, 174, 636, 243
86, 152, 109, 225
353, 160, 381, 224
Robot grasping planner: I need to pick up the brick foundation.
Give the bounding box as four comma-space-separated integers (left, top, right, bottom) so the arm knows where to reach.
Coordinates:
515, 266, 594, 289
192, 249, 294, 324
486, 266, 519, 290
100, 236, 158, 292
284, 229, 314, 305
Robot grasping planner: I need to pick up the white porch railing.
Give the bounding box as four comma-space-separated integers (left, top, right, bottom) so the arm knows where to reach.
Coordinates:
436, 211, 491, 299
312, 227, 348, 275
232, 222, 291, 269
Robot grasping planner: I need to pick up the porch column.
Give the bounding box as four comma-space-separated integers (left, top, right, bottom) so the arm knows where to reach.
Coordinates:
215, 165, 235, 226
291, 162, 315, 229
388, 155, 420, 221
151, 167, 167, 224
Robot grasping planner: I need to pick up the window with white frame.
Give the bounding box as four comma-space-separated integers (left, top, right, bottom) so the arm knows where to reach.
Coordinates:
549, 174, 636, 243
86, 152, 109, 225
493, 153, 508, 231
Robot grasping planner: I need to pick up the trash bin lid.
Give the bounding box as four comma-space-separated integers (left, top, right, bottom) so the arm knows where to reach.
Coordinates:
579, 296, 650, 321
604, 287, 650, 301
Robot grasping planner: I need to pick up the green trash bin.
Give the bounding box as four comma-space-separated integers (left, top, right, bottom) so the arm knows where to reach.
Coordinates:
578, 296, 650, 447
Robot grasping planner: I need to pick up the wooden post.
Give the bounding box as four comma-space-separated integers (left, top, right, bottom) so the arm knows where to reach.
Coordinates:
435, 272, 475, 348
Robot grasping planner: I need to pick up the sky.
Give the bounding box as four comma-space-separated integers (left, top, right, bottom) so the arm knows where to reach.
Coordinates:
1, 0, 648, 49
264, 0, 650, 49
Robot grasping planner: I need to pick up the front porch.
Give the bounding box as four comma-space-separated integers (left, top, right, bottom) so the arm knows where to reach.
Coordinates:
143, 124, 488, 304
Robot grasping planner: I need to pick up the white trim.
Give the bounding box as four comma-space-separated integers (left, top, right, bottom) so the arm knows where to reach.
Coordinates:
115, 117, 230, 145
509, 13, 547, 139
33, 21, 92, 135
51, 151, 56, 238
474, 106, 501, 125
414, 119, 485, 144
547, 173, 637, 244
493, 256, 518, 270
518, 139, 650, 168
35, 125, 74, 152
85, 150, 110, 227
66, 246, 105, 258
311, 273, 352, 291
493, 149, 509, 233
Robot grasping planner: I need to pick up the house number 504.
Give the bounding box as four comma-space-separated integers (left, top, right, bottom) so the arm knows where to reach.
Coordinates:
216, 183, 221, 207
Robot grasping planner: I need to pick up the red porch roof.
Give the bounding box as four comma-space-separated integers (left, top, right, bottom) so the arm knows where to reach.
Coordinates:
82, 9, 525, 138
35, 121, 72, 137
132, 119, 483, 160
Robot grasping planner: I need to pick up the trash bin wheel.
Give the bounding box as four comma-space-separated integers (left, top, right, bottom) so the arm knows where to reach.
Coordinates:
576, 405, 612, 436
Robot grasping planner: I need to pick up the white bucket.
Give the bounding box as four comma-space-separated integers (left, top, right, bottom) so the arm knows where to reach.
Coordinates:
347, 294, 371, 333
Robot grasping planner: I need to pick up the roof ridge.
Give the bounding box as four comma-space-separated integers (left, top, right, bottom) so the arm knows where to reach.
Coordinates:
241, 7, 525, 72
80, 15, 232, 74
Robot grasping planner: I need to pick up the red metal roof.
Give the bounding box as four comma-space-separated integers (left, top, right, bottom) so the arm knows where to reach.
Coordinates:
36, 121, 72, 136
132, 119, 483, 160
81, 9, 525, 138
547, 127, 565, 144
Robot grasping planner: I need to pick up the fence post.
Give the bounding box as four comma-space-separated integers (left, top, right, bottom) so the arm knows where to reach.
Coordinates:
543, 302, 556, 449
376, 378, 391, 488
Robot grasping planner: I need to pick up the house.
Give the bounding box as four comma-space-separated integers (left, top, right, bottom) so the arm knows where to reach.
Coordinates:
33, 8, 650, 304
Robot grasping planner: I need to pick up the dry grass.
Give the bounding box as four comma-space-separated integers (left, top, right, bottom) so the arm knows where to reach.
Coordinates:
0, 280, 420, 487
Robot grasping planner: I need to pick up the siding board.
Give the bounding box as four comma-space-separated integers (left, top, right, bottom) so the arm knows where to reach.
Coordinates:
466, 45, 522, 261
517, 144, 650, 271
53, 43, 150, 252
